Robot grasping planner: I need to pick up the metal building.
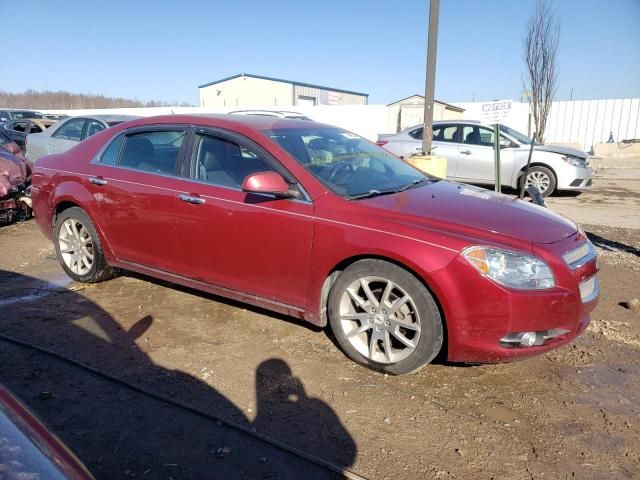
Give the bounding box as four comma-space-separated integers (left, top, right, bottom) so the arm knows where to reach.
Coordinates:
387, 94, 465, 132
198, 73, 368, 108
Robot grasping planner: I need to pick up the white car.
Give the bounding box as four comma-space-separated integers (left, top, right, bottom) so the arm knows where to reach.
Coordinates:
26, 115, 138, 163
377, 120, 592, 196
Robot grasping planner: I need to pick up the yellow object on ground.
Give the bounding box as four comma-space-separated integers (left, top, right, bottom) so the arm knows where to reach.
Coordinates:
406, 155, 447, 179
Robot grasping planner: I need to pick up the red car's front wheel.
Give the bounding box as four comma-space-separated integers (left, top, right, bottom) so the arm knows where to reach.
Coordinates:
328, 259, 443, 375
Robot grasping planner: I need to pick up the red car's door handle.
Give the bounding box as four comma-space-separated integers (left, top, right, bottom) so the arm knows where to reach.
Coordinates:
179, 194, 206, 205
89, 176, 108, 186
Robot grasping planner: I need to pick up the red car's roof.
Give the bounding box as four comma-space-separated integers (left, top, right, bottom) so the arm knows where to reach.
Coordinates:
118, 114, 328, 132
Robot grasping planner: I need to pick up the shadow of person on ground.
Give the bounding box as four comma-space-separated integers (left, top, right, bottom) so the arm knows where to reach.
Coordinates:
0, 270, 356, 479
254, 359, 357, 468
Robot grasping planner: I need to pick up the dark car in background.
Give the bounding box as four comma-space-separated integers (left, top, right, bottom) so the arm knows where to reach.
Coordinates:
0, 130, 25, 160
0, 131, 32, 222
0, 109, 44, 123
44, 113, 70, 121
2, 119, 57, 152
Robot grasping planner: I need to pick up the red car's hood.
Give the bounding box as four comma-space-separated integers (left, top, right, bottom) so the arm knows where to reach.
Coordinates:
359, 181, 577, 245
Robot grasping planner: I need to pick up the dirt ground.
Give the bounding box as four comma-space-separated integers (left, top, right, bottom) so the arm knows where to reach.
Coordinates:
1, 162, 639, 480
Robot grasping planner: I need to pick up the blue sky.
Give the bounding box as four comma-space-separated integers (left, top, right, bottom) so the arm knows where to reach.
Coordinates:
1, 0, 638, 105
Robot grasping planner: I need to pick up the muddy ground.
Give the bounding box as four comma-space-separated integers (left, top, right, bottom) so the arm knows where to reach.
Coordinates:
1, 164, 639, 480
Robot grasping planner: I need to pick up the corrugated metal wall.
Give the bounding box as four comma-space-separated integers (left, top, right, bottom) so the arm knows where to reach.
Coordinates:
293, 85, 367, 105
544, 98, 640, 150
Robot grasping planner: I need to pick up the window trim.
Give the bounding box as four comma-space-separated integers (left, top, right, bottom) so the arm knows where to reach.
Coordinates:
83, 119, 107, 140
28, 122, 42, 134
92, 124, 193, 179
187, 126, 310, 202
461, 125, 498, 147
91, 124, 311, 203
432, 124, 461, 144
408, 127, 423, 140
52, 118, 88, 142
98, 132, 126, 166
14, 121, 30, 133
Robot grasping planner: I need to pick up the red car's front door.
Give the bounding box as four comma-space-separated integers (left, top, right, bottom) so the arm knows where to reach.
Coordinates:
172, 130, 313, 308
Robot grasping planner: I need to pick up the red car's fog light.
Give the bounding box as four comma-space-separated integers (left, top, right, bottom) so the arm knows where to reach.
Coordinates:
500, 329, 570, 348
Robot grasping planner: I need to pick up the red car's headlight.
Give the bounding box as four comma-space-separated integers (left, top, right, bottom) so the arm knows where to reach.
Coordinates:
462, 246, 556, 290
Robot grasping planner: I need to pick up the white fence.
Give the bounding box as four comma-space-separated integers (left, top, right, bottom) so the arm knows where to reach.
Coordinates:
545, 99, 640, 151
47, 98, 640, 151
455, 99, 640, 152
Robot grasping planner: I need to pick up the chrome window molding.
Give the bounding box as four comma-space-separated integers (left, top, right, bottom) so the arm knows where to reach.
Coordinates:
89, 125, 312, 205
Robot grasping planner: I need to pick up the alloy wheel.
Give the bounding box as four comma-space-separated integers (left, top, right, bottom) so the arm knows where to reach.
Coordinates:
525, 170, 551, 194
58, 218, 94, 276
338, 276, 421, 363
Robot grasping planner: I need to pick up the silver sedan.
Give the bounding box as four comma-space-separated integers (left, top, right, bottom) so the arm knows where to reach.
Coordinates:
26, 115, 138, 163
377, 120, 593, 196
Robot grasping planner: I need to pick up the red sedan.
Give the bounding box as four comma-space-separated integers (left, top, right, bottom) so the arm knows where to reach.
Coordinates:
31, 115, 599, 374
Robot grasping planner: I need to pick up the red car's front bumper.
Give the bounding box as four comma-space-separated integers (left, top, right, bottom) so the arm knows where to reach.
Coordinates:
430, 235, 599, 363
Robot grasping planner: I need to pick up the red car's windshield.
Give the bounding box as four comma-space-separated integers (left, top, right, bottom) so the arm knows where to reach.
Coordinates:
264, 127, 430, 198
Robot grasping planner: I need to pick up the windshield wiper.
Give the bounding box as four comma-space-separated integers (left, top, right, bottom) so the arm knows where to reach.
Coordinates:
347, 178, 429, 200
397, 177, 428, 192
346, 189, 394, 200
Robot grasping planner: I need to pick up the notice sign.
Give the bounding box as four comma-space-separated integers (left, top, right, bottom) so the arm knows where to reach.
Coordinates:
480, 100, 512, 123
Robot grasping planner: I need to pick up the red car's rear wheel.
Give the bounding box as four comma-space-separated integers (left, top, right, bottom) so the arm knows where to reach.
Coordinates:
54, 207, 114, 283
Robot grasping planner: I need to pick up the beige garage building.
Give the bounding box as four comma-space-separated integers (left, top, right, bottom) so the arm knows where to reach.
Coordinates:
387, 94, 465, 132
198, 73, 368, 108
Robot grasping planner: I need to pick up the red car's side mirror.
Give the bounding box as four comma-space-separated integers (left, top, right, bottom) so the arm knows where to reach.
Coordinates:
242, 171, 293, 198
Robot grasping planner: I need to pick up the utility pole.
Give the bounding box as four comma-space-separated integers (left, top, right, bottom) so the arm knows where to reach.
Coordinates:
493, 124, 502, 193
422, 0, 440, 154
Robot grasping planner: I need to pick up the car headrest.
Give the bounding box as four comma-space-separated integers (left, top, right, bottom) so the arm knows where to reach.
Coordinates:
308, 138, 331, 150
465, 130, 480, 144
122, 137, 154, 165
200, 139, 231, 170
202, 150, 220, 170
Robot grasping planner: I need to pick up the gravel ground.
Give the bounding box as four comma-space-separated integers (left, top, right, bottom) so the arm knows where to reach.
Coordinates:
0, 165, 639, 480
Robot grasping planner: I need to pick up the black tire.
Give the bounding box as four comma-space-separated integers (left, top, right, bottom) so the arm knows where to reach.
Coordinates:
53, 206, 114, 283
327, 259, 443, 375
522, 165, 557, 197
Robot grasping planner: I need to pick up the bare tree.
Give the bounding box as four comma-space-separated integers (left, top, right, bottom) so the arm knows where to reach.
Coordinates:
0, 90, 195, 109
523, 0, 559, 143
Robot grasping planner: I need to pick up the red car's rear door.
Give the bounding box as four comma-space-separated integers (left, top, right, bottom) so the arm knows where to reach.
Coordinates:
172, 128, 313, 308
85, 126, 189, 272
